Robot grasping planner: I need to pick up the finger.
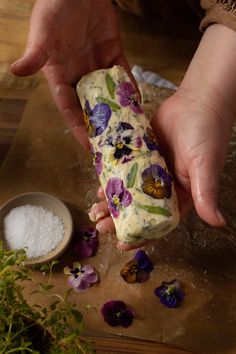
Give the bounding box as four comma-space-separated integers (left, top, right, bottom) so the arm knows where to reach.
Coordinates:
174, 183, 193, 219
88, 201, 110, 223
189, 154, 226, 227
42, 76, 90, 149
10, 45, 47, 76
97, 186, 105, 199
96, 216, 115, 234
113, 54, 141, 102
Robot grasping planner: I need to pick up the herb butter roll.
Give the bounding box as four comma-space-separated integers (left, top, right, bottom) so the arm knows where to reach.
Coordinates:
76, 65, 179, 244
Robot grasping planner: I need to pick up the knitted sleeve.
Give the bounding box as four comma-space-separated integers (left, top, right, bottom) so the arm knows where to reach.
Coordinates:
200, 0, 236, 31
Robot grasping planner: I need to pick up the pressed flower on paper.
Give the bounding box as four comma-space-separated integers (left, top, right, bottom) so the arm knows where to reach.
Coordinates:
64, 262, 98, 292
142, 164, 172, 199
117, 81, 143, 114
155, 279, 184, 308
105, 177, 132, 218
101, 300, 134, 327
120, 250, 153, 283
83, 99, 111, 137
73, 225, 99, 258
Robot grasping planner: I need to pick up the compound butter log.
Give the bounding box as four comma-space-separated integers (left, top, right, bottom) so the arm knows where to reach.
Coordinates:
76, 65, 179, 244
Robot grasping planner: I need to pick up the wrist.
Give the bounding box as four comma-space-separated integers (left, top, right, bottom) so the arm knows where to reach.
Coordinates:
179, 24, 236, 122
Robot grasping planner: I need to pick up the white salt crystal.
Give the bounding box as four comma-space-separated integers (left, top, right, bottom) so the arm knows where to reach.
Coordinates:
4, 204, 64, 258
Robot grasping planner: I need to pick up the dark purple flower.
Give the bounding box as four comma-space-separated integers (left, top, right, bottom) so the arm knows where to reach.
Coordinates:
155, 279, 184, 308
101, 300, 134, 327
120, 250, 153, 283
106, 177, 132, 218
134, 250, 153, 272
104, 122, 142, 164
117, 81, 143, 114
83, 99, 111, 137
64, 262, 98, 292
143, 128, 161, 153
73, 225, 99, 258
142, 164, 172, 199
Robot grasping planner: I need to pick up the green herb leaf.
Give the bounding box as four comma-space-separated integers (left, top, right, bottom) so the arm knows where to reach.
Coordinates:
136, 204, 172, 217
96, 96, 120, 111
105, 73, 116, 99
126, 162, 138, 188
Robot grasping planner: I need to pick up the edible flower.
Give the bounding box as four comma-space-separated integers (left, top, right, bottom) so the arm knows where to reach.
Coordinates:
83, 99, 111, 137
142, 164, 172, 199
120, 250, 153, 283
106, 177, 132, 218
117, 81, 143, 114
64, 262, 98, 292
73, 225, 99, 258
101, 300, 134, 327
154, 279, 184, 308
143, 127, 161, 153
104, 122, 142, 164
90, 144, 103, 175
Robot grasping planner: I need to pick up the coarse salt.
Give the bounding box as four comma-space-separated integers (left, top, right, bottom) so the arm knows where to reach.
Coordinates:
4, 204, 64, 258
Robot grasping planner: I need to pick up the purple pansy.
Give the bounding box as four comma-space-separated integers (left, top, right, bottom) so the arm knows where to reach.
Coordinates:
103, 122, 142, 164
90, 144, 103, 175
101, 300, 135, 327
120, 250, 153, 283
134, 250, 153, 272
83, 99, 111, 137
105, 177, 132, 218
143, 127, 161, 153
117, 81, 143, 114
155, 279, 184, 308
64, 262, 98, 292
73, 225, 99, 258
142, 164, 172, 199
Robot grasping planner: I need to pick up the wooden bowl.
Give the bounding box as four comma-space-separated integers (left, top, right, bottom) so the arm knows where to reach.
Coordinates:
0, 192, 73, 265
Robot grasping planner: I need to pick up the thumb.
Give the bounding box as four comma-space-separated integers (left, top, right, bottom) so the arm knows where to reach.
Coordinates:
189, 154, 226, 227
10, 44, 47, 77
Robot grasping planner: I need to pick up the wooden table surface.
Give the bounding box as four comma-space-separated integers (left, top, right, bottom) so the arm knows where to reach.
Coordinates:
0, 1, 201, 353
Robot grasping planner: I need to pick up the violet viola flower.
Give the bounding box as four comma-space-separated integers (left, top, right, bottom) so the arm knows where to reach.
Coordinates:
90, 144, 103, 175
73, 225, 99, 258
155, 279, 184, 308
120, 250, 153, 283
101, 300, 134, 327
64, 262, 98, 292
105, 177, 132, 218
142, 164, 172, 199
83, 99, 111, 137
143, 127, 161, 153
117, 81, 143, 114
105, 122, 142, 164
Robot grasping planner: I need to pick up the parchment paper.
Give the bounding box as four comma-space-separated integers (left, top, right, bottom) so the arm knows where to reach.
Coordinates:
0, 81, 236, 354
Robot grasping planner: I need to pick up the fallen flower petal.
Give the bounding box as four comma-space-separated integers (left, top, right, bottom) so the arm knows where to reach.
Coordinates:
63, 262, 98, 292
154, 279, 184, 308
120, 250, 153, 283
101, 300, 134, 327
73, 225, 99, 258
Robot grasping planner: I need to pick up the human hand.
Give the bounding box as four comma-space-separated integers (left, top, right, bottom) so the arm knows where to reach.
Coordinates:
10, 0, 130, 148
90, 24, 236, 250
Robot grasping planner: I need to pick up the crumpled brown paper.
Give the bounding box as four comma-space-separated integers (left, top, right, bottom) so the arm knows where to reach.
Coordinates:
0, 81, 235, 354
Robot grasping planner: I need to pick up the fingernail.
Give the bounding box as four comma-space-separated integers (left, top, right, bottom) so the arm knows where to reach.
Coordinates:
96, 221, 105, 234
88, 203, 97, 222
95, 211, 105, 222
216, 210, 226, 225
